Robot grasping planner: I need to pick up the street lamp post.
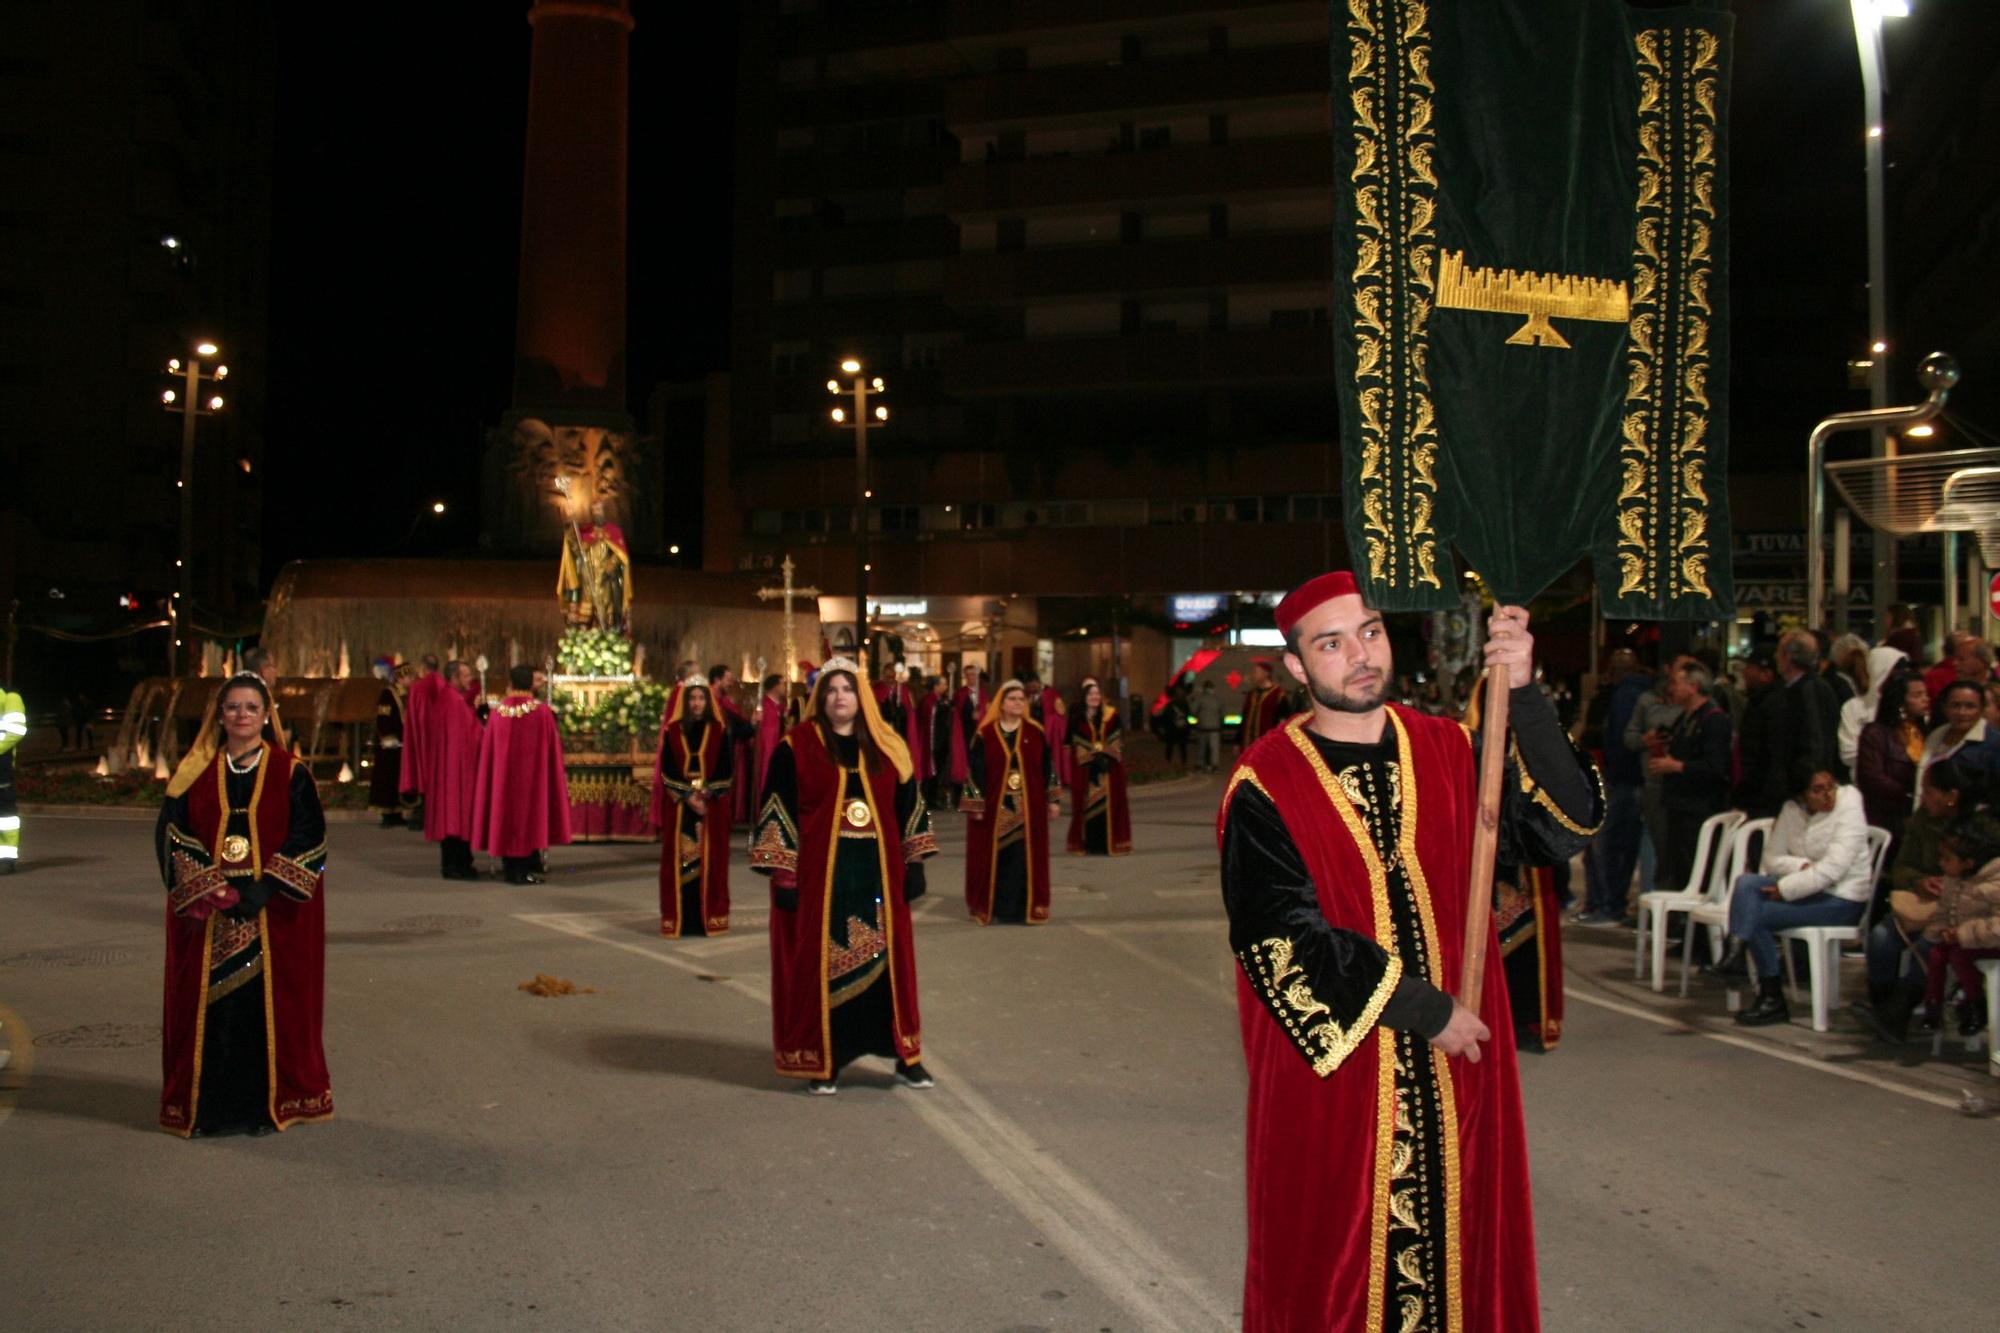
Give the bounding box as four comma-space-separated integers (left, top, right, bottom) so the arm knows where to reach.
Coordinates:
828, 359, 887, 674
162, 342, 226, 675
1851, 0, 1909, 624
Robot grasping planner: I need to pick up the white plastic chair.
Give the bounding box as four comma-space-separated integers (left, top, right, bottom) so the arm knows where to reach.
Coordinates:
1776, 825, 1894, 1033
1634, 810, 1744, 992
1929, 956, 2000, 1072
1684, 817, 1773, 998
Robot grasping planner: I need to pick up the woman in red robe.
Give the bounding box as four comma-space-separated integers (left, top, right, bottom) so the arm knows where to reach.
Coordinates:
154, 673, 331, 1138
964, 680, 1062, 924
751, 659, 937, 1093
946, 664, 988, 804
1065, 677, 1132, 856
652, 676, 734, 937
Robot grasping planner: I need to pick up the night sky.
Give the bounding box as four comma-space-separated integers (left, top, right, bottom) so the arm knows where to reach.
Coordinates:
253, 2, 1951, 579
261, 6, 736, 574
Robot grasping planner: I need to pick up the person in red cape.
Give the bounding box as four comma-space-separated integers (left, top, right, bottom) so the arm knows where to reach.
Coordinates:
1026, 672, 1071, 789
964, 680, 1062, 924
422, 660, 485, 880
1217, 571, 1601, 1332
473, 664, 571, 885
873, 664, 926, 776
154, 673, 331, 1138
922, 674, 952, 807
1065, 676, 1132, 856
946, 663, 989, 807
751, 658, 938, 1094
397, 654, 443, 828
705, 664, 759, 823
652, 675, 734, 937
1238, 658, 1296, 753
754, 673, 787, 804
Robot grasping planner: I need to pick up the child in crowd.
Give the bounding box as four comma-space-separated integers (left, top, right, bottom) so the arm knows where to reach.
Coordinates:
1921, 812, 2000, 1038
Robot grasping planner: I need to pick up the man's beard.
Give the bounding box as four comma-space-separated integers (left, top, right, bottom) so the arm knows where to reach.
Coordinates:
1305, 667, 1386, 714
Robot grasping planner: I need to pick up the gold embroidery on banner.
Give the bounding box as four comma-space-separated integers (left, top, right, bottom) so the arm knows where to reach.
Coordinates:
1347, 0, 1442, 598
1434, 250, 1631, 348
1621, 25, 1721, 606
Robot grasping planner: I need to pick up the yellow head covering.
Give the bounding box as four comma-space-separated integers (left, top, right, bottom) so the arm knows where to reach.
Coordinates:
979, 678, 1033, 733
807, 657, 912, 781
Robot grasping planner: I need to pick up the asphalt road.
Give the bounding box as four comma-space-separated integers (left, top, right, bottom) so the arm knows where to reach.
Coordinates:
2, 781, 1996, 1331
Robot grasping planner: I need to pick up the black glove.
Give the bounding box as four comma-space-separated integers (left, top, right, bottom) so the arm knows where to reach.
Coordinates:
226, 877, 275, 921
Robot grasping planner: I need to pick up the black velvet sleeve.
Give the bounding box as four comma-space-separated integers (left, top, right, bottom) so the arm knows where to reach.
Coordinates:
1222, 781, 1443, 1074
751, 738, 801, 909
155, 793, 190, 888
1485, 684, 1604, 868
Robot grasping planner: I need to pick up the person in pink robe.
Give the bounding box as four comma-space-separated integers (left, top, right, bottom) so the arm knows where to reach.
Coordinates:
472, 664, 572, 884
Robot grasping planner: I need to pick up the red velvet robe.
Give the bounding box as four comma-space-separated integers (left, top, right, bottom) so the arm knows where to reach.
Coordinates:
397, 671, 443, 797
761, 724, 923, 1078
1219, 709, 1537, 1332
1241, 682, 1290, 746
160, 744, 331, 1136
1038, 686, 1071, 786
964, 718, 1054, 924
912, 691, 939, 783
1065, 706, 1132, 856
421, 686, 483, 843
653, 715, 732, 937
721, 695, 757, 822
472, 695, 572, 857
755, 694, 786, 800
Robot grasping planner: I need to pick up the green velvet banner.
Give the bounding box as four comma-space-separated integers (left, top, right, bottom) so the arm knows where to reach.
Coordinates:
1331, 0, 1733, 620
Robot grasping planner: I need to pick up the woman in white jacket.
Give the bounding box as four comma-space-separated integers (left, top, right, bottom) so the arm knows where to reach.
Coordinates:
1836, 644, 1905, 774
1713, 760, 1871, 1026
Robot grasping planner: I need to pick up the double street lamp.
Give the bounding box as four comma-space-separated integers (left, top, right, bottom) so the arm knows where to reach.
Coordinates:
162, 341, 226, 674
828, 358, 888, 671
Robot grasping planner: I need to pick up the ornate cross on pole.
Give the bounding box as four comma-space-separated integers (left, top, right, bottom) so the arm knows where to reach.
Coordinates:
756, 555, 821, 683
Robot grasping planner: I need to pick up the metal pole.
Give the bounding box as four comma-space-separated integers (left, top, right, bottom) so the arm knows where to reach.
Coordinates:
1806, 352, 1959, 626
177, 357, 199, 675
1944, 531, 1959, 635
1853, 3, 1898, 620
1832, 509, 1853, 632
852, 377, 871, 675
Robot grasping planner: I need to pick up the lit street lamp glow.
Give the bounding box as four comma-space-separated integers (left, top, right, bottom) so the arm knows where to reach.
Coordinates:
195, 341, 218, 357
1906, 423, 1935, 438
840, 358, 861, 374
831, 407, 846, 423
214, 364, 228, 379
162, 390, 176, 404
431, 501, 447, 514
874, 405, 889, 421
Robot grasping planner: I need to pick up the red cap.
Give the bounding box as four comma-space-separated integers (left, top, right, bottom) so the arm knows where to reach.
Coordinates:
1274, 571, 1361, 637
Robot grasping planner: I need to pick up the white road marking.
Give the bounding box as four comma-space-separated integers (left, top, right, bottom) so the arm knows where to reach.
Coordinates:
1074, 923, 1234, 1002
513, 911, 1234, 1330
1561, 987, 1970, 1112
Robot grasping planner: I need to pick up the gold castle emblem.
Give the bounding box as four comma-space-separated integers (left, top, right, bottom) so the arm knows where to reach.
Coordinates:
1435, 249, 1630, 349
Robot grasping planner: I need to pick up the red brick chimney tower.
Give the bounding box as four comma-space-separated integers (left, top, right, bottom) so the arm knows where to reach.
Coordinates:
485, 0, 655, 553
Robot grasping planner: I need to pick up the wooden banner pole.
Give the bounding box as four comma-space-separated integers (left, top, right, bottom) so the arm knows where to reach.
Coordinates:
1458, 665, 1510, 1015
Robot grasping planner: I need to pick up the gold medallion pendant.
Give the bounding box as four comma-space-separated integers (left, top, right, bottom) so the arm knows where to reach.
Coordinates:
1006, 771, 1023, 792
844, 799, 873, 829
221, 834, 251, 864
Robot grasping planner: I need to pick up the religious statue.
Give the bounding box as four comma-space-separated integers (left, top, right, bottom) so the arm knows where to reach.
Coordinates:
555, 478, 633, 633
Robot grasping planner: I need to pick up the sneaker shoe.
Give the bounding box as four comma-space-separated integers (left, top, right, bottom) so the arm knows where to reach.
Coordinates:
894, 1060, 935, 1089
806, 1079, 838, 1096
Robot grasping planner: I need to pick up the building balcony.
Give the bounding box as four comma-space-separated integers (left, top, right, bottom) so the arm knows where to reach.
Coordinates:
776, 144, 955, 195
770, 293, 959, 343
945, 0, 1320, 45
942, 134, 1330, 217
776, 80, 947, 131
941, 326, 1331, 395
946, 230, 1327, 303
777, 216, 959, 270
946, 43, 1325, 131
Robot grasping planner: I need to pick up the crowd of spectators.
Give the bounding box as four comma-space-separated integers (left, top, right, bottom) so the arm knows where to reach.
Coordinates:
1579, 609, 2000, 1038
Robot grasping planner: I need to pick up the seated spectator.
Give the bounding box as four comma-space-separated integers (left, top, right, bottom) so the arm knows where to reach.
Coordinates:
1837, 645, 1907, 776
1918, 680, 2000, 789
1858, 759, 1972, 1042
1854, 668, 1928, 838
1919, 812, 2000, 1038
1707, 761, 1871, 1026
1923, 633, 1996, 713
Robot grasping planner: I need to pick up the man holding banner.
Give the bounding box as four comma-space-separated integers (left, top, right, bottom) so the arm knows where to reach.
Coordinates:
1219, 575, 1599, 1330
1219, 0, 1732, 1324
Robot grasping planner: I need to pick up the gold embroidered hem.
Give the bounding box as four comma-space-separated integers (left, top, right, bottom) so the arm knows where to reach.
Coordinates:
169, 858, 231, 916
265, 853, 319, 901
1241, 936, 1403, 1078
